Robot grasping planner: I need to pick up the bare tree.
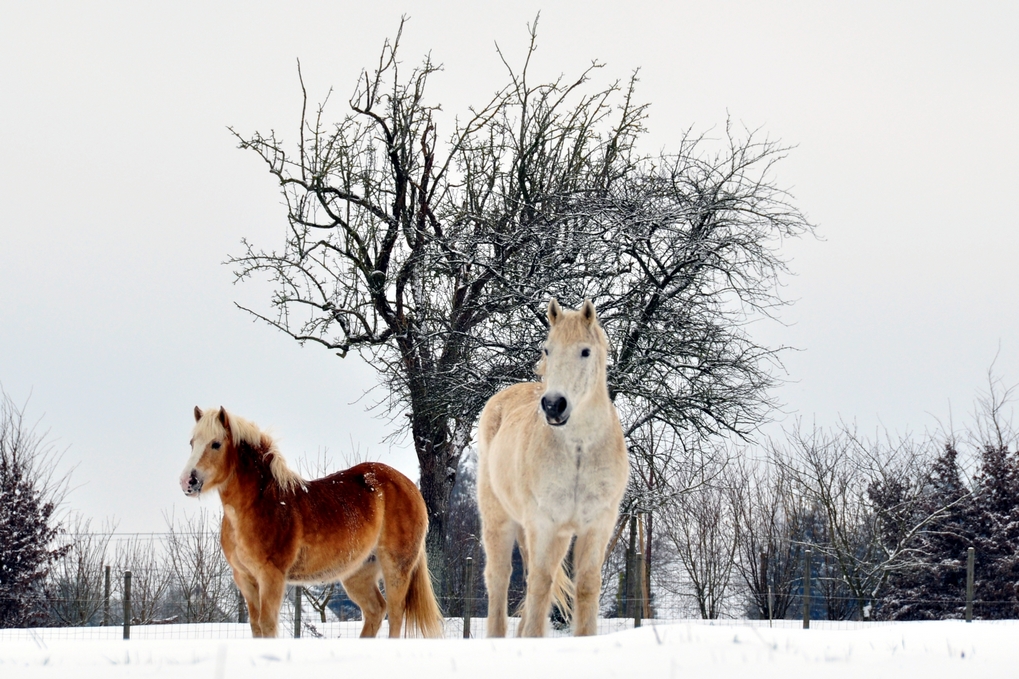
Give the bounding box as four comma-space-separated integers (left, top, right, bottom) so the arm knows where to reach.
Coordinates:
657, 446, 740, 619
230, 19, 643, 580
730, 458, 806, 619
114, 535, 173, 624
45, 516, 112, 626
163, 509, 233, 623
230, 18, 812, 582
301, 584, 337, 624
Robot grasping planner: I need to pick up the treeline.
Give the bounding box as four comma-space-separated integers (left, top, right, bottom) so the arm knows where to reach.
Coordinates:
5, 381, 1019, 628
3, 509, 235, 628
618, 379, 1019, 621
3, 508, 365, 629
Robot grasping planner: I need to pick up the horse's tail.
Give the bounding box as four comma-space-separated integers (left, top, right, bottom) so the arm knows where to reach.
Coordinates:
515, 560, 575, 628
551, 560, 575, 625
403, 544, 444, 638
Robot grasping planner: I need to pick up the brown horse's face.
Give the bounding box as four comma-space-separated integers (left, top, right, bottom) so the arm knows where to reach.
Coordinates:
539, 299, 608, 427
180, 406, 230, 497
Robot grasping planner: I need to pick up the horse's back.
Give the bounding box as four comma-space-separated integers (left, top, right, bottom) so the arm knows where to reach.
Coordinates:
289, 462, 426, 574
309, 462, 426, 526
478, 381, 542, 449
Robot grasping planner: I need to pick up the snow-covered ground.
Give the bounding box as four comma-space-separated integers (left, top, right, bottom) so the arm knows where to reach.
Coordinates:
1, 619, 1015, 678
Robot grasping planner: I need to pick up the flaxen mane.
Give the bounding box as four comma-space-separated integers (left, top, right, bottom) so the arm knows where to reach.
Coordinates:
194, 408, 305, 493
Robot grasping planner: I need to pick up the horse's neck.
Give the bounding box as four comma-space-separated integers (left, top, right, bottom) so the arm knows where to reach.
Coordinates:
218, 442, 274, 510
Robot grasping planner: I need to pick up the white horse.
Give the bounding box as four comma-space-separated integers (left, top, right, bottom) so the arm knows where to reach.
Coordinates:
477, 299, 629, 637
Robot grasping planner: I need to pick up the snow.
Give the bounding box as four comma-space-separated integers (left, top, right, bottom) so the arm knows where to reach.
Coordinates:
1, 619, 1016, 678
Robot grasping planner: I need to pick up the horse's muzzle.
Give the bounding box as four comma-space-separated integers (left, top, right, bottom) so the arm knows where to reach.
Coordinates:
541, 394, 570, 426
181, 469, 204, 496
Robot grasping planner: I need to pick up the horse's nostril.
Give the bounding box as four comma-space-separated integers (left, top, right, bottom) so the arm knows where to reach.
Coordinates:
185, 470, 203, 494
553, 397, 567, 416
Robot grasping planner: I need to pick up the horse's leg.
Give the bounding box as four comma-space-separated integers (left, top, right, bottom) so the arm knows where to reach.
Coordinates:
480, 508, 518, 638
341, 558, 386, 638
230, 566, 262, 637
519, 525, 572, 638
253, 567, 286, 638
571, 517, 616, 636
221, 516, 263, 637
376, 551, 412, 638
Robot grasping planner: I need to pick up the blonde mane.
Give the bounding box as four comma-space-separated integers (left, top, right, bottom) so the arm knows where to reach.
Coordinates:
194, 408, 305, 493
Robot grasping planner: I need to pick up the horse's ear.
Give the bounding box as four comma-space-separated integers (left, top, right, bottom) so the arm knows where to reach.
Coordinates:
194, 406, 203, 422
580, 299, 597, 325
217, 407, 229, 430
547, 298, 562, 326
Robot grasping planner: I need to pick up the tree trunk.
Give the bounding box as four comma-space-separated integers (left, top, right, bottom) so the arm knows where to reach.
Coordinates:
413, 412, 460, 599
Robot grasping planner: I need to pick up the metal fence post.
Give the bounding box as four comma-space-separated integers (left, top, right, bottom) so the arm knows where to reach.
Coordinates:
625, 514, 637, 618
966, 546, 975, 622
463, 556, 474, 638
103, 565, 111, 626
802, 549, 811, 630
123, 571, 132, 640
633, 550, 643, 628
294, 586, 302, 638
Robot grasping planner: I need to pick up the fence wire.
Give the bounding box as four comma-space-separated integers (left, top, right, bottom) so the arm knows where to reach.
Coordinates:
1, 530, 1003, 641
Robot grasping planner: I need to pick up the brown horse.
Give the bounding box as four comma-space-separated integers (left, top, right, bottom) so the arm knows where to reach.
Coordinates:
179, 406, 443, 638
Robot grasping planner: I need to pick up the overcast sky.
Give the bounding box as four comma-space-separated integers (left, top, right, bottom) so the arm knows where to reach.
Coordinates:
1, 1, 1017, 533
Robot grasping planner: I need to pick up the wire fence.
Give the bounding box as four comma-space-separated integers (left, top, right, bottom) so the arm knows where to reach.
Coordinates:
1, 530, 1006, 641
5, 612, 1005, 643
1, 579, 1004, 642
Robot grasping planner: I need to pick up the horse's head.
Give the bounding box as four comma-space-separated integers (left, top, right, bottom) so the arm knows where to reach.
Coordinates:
539, 298, 609, 427
180, 406, 234, 497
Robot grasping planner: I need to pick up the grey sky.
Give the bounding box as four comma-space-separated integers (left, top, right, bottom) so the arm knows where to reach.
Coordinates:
1, 1, 1017, 532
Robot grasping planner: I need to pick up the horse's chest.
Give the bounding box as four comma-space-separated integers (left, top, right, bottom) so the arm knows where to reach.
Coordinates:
532, 441, 616, 519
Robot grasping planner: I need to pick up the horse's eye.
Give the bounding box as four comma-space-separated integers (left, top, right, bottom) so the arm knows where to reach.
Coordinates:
581, 348, 591, 358
211, 441, 221, 450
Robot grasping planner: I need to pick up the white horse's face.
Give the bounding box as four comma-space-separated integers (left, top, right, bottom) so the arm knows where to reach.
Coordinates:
539, 299, 608, 427
180, 406, 229, 497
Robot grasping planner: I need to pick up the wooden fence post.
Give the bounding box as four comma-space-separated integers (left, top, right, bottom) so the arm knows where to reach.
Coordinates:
463, 556, 474, 638
966, 546, 975, 622
802, 549, 811, 630
123, 571, 132, 640
294, 586, 302, 638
